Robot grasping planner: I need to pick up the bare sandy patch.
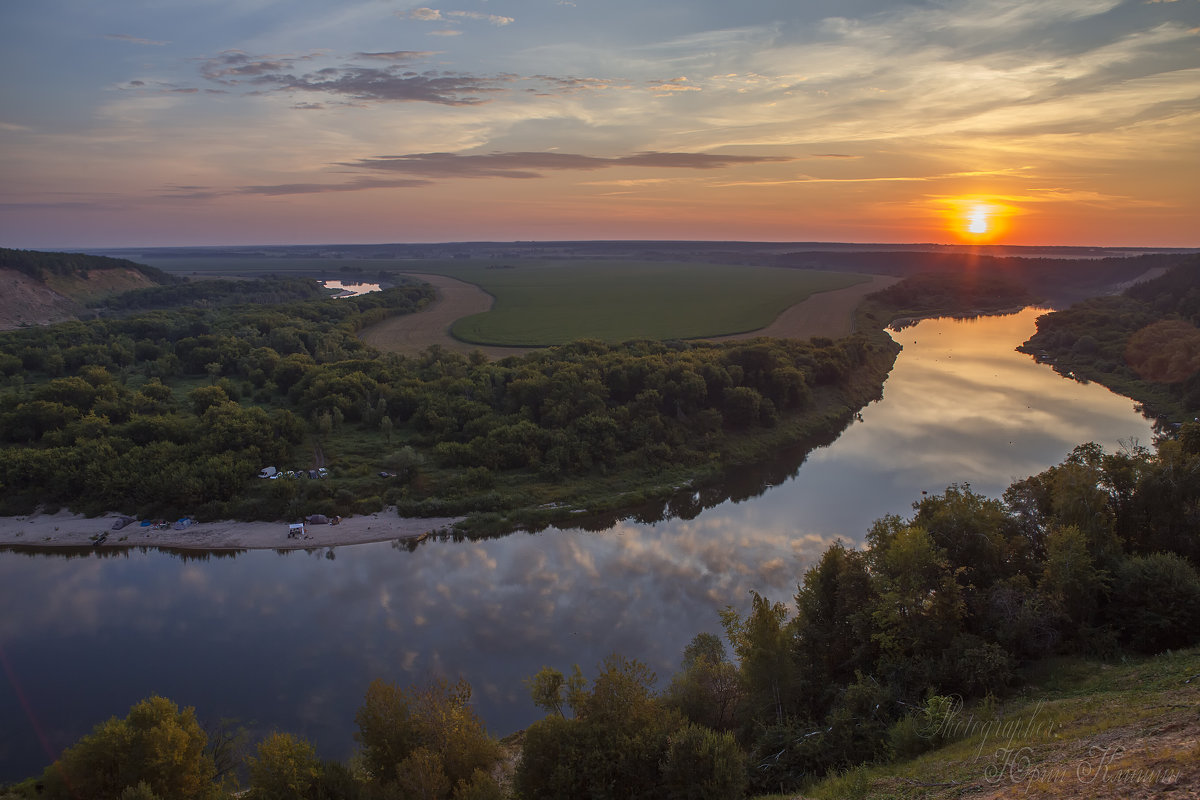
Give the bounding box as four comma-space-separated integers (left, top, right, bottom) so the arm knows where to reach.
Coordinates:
704, 274, 900, 342
359, 273, 534, 360
0, 509, 462, 552
0, 269, 80, 330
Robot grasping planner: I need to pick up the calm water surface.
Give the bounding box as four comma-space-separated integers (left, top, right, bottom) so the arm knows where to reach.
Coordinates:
0, 309, 1154, 780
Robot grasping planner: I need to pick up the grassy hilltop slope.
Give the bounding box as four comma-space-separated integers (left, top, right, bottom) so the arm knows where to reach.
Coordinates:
786, 646, 1199, 800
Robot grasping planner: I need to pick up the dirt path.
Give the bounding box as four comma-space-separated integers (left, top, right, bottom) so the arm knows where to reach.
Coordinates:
359, 272, 898, 359
359, 273, 535, 359
703, 274, 900, 343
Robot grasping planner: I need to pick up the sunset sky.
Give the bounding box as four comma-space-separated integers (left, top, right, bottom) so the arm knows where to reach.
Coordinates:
2, 0, 1198, 248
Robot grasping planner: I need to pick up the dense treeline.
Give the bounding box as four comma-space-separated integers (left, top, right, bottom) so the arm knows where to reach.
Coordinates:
0, 274, 897, 524
0, 284, 435, 518
0, 247, 173, 284
774, 250, 1192, 304
1019, 257, 1200, 420
855, 271, 1034, 328
6, 432, 1198, 799
98, 278, 331, 311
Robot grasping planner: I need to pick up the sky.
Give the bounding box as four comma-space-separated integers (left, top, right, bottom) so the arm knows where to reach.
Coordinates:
1, 0, 1198, 248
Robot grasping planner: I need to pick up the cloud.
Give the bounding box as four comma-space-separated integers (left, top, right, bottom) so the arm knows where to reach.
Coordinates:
263, 67, 502, 105
405, 8, 514, 26
199, 51, 310, 83
106, 33, 169, 46
446, 10, 514, 26
196, 51, 498, 105
238, 178, 434, 195
648, 77, 701, 94
354, 51, 439, 62
406, 7, 443, 21
342, 150, 794, 178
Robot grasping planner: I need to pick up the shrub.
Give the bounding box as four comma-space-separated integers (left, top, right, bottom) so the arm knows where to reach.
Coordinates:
1111, 553, 1200, 653
660, 723, 746, 800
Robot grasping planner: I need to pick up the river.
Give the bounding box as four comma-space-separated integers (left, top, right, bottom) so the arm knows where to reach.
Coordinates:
0, 308, 1154, 781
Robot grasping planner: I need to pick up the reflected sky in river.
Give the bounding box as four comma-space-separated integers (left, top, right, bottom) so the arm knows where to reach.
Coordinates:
0, 309, 1155, 780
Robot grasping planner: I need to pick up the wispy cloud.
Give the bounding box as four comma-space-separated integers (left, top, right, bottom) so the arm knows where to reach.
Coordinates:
199, 51, 311, 84
354, 51, 439, 62
106, 33, 169, 46
238, 178, 434, 195
447, 10, 514, 26
403, 8, 514, 26
196, 51, 499, 105
342, 150, 794, 178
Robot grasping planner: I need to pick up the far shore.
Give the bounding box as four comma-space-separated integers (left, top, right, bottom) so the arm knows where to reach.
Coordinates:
0, 509, 463, 552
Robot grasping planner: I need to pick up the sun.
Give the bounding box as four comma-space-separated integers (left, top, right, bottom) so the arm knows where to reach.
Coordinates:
942, 198, 1010, 242
967, 205, 990, 235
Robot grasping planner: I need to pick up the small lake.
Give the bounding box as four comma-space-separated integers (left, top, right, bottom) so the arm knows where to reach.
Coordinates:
322, 279, 382, 297
0, 309, 1154, 781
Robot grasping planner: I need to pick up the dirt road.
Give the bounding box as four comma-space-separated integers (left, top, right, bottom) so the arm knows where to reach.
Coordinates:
359, 273, 535, 359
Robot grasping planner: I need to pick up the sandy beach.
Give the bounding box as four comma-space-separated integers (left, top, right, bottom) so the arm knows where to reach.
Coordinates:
0, 509, 463, 551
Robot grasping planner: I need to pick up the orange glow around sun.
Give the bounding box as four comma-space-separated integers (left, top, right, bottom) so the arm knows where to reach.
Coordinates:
941, 198, 1012, 242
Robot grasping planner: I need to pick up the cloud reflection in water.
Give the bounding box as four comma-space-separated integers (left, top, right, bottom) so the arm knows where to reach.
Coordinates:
0, 309, 1155, 781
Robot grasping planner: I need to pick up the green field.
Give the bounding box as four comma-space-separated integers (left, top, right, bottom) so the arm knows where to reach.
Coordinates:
422, 260, 868, 345
133, 256, 870, 346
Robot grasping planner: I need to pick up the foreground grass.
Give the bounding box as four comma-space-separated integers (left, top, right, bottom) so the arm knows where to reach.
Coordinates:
756, 647, 1200, 800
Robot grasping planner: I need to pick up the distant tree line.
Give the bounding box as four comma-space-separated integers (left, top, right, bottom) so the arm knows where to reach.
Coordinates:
773, 250, 1193, 305
97, 278, 332, 311
6, 431, 1199, 799
1019, 257, 1200, 420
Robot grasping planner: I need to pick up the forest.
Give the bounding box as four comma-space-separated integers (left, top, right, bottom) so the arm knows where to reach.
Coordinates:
0, 266, 917, 528
0, 246, 1056, 531
5, 427, 1199, 799
1019, 257, 1200, 422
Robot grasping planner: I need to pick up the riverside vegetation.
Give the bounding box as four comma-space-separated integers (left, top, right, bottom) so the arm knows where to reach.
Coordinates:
1019, 255, 1200, 422
3, 249, 1197, 798
4, 428, 1199, 798
0, 249, 1010, 533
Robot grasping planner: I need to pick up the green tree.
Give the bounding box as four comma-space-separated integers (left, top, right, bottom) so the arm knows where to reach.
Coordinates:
867, 523, 965, 697
516, 655, 683, 800
790, 542, 877, 718
720, 592, 794, 725
354, 677, 501, 793
245, 732, 322, 800
39, 696, 217, 800
664, 634, 742, 731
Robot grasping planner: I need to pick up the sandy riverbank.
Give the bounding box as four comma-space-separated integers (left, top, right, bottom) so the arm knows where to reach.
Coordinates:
0, 509, 463, 551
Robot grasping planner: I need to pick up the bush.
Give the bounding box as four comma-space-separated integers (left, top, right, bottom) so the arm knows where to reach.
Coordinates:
660, 723, 746, 800
1111, 553, 1200, 653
